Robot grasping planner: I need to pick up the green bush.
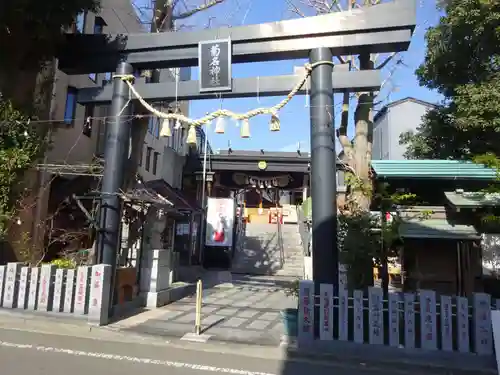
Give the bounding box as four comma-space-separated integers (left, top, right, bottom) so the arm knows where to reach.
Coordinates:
50, 258, 76, 269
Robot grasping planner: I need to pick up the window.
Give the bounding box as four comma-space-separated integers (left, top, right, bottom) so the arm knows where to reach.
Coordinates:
145, 147, 152, 171
152, 152, 159, 175
75, 12, 86, 33
148, 117, 154, 134
89, 17, 105, 82
64, 87, 78, 125
93, 17, 105, 34
139, 146, 143, 166
154, 119, 160, 139
103, 72, 112, 85
82, 104, 95, 137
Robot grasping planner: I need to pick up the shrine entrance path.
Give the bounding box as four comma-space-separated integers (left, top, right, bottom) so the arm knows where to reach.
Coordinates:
123, 276, 296, 346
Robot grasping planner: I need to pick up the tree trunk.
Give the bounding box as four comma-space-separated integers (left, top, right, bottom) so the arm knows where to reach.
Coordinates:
349, 54, 374, 211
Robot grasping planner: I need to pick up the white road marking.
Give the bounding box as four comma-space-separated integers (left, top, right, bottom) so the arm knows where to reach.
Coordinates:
0, 340, 275, 375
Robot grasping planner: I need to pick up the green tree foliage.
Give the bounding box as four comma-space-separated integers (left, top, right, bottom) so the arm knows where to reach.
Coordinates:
0, 0, 100, 70
400, 0, 500, 160
0, 0, 99, 239
0, 98, 44, 237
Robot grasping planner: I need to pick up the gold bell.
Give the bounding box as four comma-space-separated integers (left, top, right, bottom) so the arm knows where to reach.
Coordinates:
186, 125, 198, 145
215, 116, 225, 134
160, 118, 172, 137
240, 119, 250, 138
269, 113, 280, 132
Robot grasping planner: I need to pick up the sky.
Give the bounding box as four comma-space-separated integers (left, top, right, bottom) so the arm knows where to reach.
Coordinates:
134, 0, 442, 153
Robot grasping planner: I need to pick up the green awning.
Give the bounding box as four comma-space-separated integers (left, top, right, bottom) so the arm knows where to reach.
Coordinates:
399, 218, 480, 240
445, 191, 500, 208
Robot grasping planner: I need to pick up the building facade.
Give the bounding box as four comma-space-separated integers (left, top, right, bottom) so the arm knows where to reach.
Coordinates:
372, 97, 436, 160
6, 0, 191, 263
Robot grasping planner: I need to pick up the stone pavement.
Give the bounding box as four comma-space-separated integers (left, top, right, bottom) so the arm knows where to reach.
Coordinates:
123, 281, 296, 346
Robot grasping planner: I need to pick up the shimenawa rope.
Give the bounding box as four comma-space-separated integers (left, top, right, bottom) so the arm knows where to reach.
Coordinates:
113, 60, 334, 128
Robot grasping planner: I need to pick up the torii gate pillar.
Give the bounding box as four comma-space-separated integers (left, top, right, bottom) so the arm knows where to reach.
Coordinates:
98, 62, 134, 306
309, 48, 338, 288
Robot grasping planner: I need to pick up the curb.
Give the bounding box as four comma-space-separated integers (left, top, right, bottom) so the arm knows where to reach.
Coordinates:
284, 344, 497, 375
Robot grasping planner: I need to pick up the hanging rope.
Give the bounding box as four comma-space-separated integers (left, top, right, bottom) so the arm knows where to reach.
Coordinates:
113, 60, 334, 127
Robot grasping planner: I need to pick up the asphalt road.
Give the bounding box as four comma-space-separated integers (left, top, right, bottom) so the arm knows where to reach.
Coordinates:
0, 327, 454, 375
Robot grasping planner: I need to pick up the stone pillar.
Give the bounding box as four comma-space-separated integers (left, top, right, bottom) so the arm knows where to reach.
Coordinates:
139, 208, 174, 308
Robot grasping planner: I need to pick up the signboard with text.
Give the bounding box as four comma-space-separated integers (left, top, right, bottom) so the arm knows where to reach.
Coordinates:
205, 198, 235, 247
198, 39, 232, 92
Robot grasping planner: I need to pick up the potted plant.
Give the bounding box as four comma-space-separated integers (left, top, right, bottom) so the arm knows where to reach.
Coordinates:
281, 279, 299, 337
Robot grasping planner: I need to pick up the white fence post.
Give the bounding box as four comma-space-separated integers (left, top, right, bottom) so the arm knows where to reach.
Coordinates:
368, 287, 384, 345
404, 293, 416, 349
64, 269, 76, 313
420, 290, 437, 350
473, 293, 493, 355
298, 280, 314, 344
16, 266, 30, 309
3, 263, 22, 308
388, 293, 400, 347
27, 267, 40, 311
88, 264, 112, 325
74, 266, 90, 315
338, 286, 348, 341
319, 283, 333, 340
37, 264, 56, 312
52, 268, 66, 313
353, 289, 364, 343
457, 296, 470, 353
440, 295, 453, 352
0, 265, 6, 307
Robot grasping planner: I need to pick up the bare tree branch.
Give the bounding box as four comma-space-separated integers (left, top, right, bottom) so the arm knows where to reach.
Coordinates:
375, 52, 396, 70
286, 0, 306, 17
173, 0, 226, 20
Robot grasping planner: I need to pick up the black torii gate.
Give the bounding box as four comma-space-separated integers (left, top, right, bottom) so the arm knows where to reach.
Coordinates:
57, 0, 416, 309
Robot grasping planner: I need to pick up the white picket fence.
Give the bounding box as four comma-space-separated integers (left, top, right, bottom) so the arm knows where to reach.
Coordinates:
298, 280, 494, 355
0, 262, 112, 325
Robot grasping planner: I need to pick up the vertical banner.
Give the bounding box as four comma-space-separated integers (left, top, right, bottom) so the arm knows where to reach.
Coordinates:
419, 290, 437, 350
473, 293, 493, 355
440, 295, 453, 352
16, 266, 30, 309
404, 293, 416, 349
353, 289, 364, 343
0, 265, 5, 307
27, 267, 40, 311
388, 293, 400, 347
64, 269, 76, 313
338, 286, 349, 341
52, 268, 66, 313
319, 283, 333, 340
198, 39, 232, 93
298, 280, 314, 344
88, 264, 112, 325
205, 198, 235, 248
74, 266, 90, 315
368, 287, 384, 345
37, 264, 56, 312
3, 263, 22, 308
457, 296, 470, 353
